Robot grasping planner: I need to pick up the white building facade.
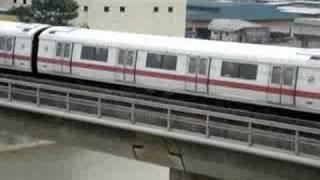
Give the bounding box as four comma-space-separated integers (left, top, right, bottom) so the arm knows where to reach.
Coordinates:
0, 0, 31, 10
0, 0, 186, 37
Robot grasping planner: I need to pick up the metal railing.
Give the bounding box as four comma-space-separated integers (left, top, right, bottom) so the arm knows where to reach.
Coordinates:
0, 77, 319, 163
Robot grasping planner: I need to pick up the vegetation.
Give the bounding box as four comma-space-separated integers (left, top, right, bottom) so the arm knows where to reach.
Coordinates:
8, 0, 79, 25
0, 15, 17, 22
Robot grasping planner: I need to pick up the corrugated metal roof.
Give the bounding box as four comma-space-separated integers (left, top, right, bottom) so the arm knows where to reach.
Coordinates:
208, 19, 266, 32
294, 18, 320, 26
187, 0, 296, 21
278, 6, 320, 15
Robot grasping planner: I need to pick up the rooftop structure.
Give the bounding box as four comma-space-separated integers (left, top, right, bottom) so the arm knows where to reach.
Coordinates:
261, 0, 320, 16
208, 19, 270, 43
292, 18, 320, 47
187, 0, 295, 21
186, 0, 295, 38
208, 19, 264, 32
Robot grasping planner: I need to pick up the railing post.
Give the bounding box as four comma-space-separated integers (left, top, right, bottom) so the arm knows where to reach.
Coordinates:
206, 115, 210, 138
36, 87, 40, 106
248, 121, 253, 146
97, 98, 102, 118
131, 103, 135, 124
7, 82, 12, 101
66, 92, 70, 112
295, 130, 300, 156
167, 109, 171, 131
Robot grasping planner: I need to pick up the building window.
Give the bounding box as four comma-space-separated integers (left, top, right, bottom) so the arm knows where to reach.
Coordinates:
23, 0, 27, 4
168, 6, 173, 13
146, 53, 177, 71
81, 46, 109, 62
104, 6, 110, 12
120, 6, 125, 12
153, 6, 159, 13
84, 6, 88, 12
13, 0, 17, 4
221, 61, 258, 80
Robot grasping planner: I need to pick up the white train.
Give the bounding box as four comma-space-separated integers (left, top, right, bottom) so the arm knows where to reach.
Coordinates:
1, 21, 320, 114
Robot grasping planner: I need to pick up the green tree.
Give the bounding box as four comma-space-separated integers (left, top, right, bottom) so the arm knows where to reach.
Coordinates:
9, 0, 79, 26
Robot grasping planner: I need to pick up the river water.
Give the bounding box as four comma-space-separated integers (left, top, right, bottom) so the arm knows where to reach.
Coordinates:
0, 144, 169, 180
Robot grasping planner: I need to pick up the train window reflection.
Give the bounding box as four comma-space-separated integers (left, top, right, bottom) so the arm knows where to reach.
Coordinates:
146, 53, 177, 71
271, 66, 281, 84
284, 67, 295, 86
0, 37, 5, 51
199, 58, 208, 75
6, 37, 13, 51
118, 49, 135, 66
188, 57, 197, 74
63, 43, 71, 58
221, 61, 257, 80
81, 45, 108, 62
56, 43, 63, 57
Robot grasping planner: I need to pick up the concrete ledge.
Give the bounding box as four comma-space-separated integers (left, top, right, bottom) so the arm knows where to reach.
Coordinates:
0, 140, 55, 152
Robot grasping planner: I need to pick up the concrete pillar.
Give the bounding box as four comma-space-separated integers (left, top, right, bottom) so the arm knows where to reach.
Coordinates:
170, 169, 220, 180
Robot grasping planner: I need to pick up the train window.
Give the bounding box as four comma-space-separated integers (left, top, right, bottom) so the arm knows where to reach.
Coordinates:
239, 63, 257, 80
63, 43, 71, 58
6, 37, 13, 51
146, 53, 161, 68
81, 46, 108, 62
284, 67, 295, 86
0, 37, 5, 51
271, 66, 281, 84
95, 47, 109, 62
199, 58, 208, 75
221, 62, 239, 78
118, 50, 135, 66
56, 43, 63, 57
221, 61, 257, 80
146, 53, 177, 70
162, 55, 177, 70
188, 57, 197, 74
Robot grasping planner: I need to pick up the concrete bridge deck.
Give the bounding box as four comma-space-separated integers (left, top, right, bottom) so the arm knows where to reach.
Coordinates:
0, 77, 319, 179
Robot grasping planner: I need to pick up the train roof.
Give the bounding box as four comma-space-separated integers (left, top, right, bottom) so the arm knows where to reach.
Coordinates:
0, 21, 49, 38
40, 26, 320, 68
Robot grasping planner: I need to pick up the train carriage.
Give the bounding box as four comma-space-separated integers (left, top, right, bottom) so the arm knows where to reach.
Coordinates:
0, 21, 318, 114
0, 21, 49, 72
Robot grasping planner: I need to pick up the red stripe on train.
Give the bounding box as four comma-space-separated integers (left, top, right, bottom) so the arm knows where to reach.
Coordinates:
0, 53, 30, 61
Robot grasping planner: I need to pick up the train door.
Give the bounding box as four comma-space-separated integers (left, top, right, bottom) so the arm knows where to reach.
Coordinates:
185, 56, 210, 93
0, 37, 14, 66
56, 42, 72, 73
115, 49, 136, 82
267, 66, 297, 106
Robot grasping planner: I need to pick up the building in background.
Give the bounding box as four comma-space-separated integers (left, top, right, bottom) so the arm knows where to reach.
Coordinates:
74, 0, 186, 37
0, 0, 30, 10
0, 0, 186, 37
186, 0, 295, 39
259, 0, 320, 18
292, 18, 320, 48
208, 19, 270, 43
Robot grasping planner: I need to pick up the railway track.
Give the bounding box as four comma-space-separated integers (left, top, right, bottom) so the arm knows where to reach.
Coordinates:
0, 70, 319, 129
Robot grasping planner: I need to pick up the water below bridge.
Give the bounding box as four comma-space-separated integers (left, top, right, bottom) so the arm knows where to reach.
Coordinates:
0, 143, 170, 180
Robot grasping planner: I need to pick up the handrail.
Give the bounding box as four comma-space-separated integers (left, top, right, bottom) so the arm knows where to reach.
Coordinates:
0, 77, 320, 160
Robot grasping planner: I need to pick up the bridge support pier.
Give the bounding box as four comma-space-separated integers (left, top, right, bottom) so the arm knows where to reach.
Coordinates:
170, 169, 219, 180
